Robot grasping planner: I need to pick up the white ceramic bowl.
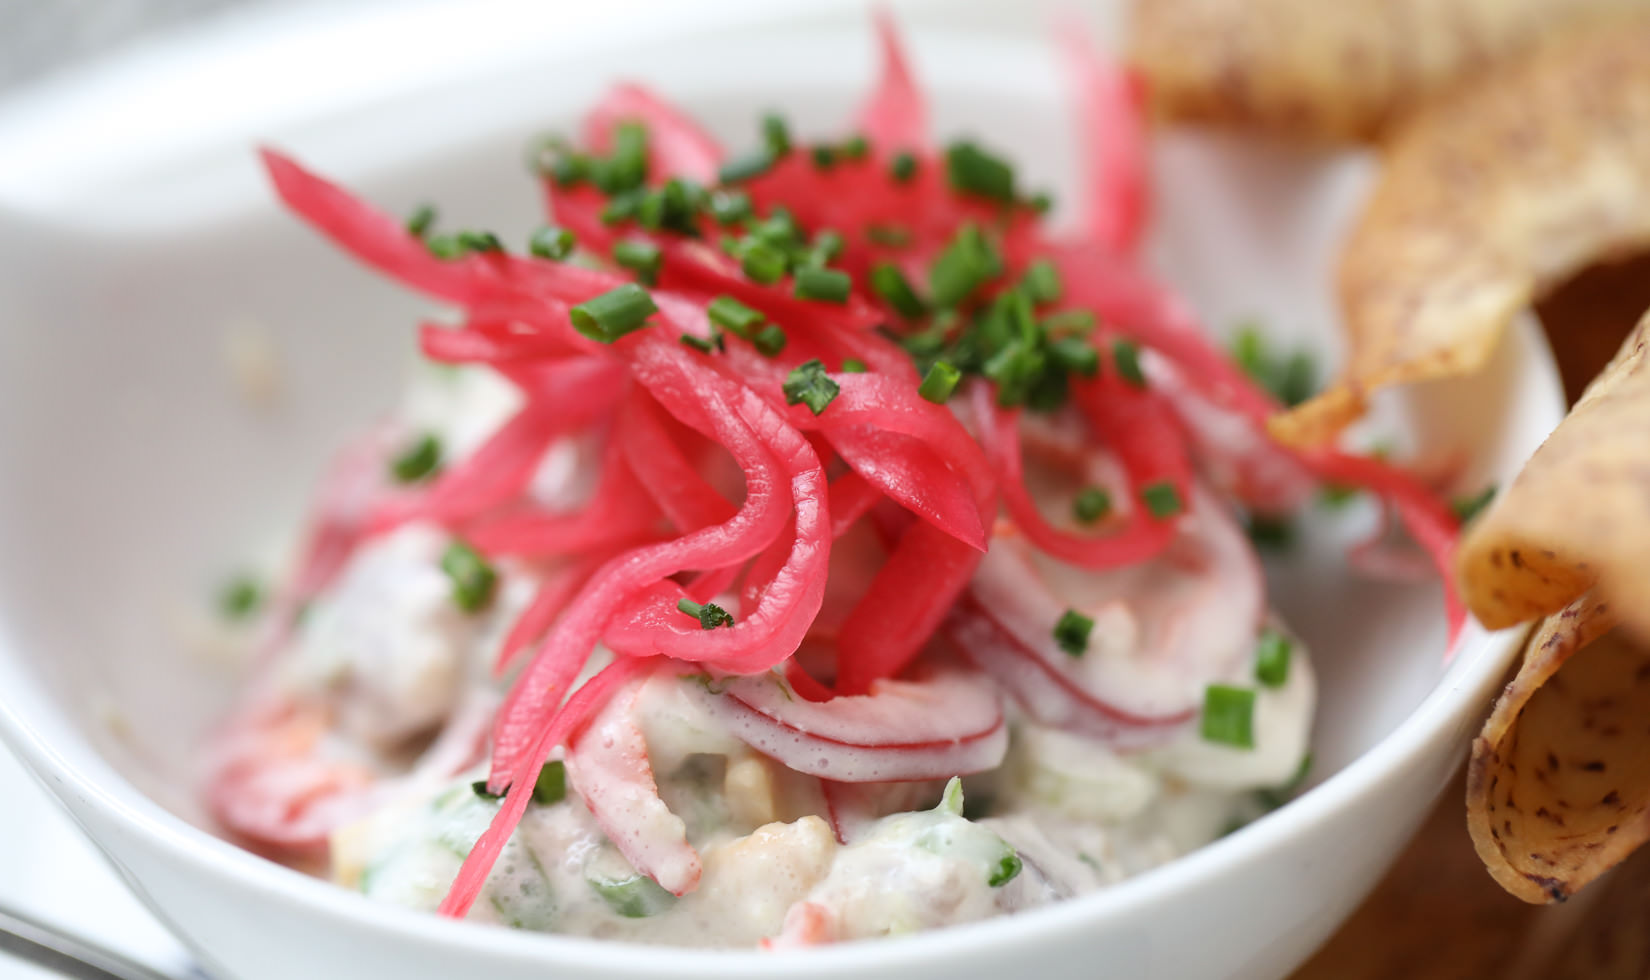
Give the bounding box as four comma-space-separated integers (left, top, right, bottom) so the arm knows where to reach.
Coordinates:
0, 1, 1563, 978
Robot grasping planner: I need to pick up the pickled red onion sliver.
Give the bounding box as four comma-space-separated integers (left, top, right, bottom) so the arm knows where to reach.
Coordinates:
687, 668, 1008, 782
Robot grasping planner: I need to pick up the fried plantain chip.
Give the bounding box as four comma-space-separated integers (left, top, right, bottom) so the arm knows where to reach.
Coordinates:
1466, 592, 1650, 903
1265, 14, 1650, 447
1457, 312, 1650, 632
1127, 0, 1646, 142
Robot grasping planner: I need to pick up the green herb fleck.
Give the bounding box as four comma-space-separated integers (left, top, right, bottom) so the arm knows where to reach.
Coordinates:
752, 324, 789, 357
218, 576, 263, 621
1112, 338, 1146, 387
528, 225, 576, 260
1141, 481, 1183, 519
781, 359, 841, 416
676, 598, 734, 629
1053, 609, 1095, 657
1201, 685, 1256, 749
405, 203, 437, 238
532, 761, 567, 805
1255, 630, 1292, 688
1245, 514, 1294, 550
945, 140, 1016, 203
990, 852, 1023, 887
841, 358, 868, 373
1451, 485, 1497, 524
569, 283, 658, 343
612, 239, 663, 285
794, 266, 852, 304
1073, 487, 1112, 525
890, 151, 918, 183
390, 433, 443, 484
918, 361, 962, 403
707, 295, 765, 337
1020, 260, 1062, 305
441, 540, 498, 613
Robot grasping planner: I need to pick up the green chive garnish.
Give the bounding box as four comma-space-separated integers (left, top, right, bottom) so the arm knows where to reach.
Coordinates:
708, 189, 753, 225
707, 295, 765, 336
680, 331, 722, 354
841, 134, 870, 160
426, 234, 464, 260
1451, 485, 1497, 524
1112, 338, 1145, 387
918, 361, 962, 403
1073, 487, 1112, 524
866, 223, 913, 247
1028, 191, 1054, 214
440, 540, 497, 613
1246, 514, 1295, 550
1043, 310, 1097, 337
810, 145, 837, 170
569, 283, 658, 343
1021, 260, 1062, 304
718, 152, 773, 185
612, 240, 663, 285
841, 358, 868, 373
676, 598, 734, 629
781, 359, 840, 416
1141, 481, 1183, 519
1201, 685, 1256, 749
218, 575, 263, 621
390, 433, 442, 483
1048, 337, 1100, 377
890, 151, 918, 183
1255, 631, 1292, 688
929, 223, 999, 309
599, 121, 649, 194
1319, 485, 1359, 508
989, 852, 1023, 888
794, 267, 852, 304
753, 324, 789, 356
808, 229, 846, 266
601, 188, 646, 225
739, 241, 788, 284
945, 141, 1016, 203
528, 226, 576, 261
456, 230, 503, 254
761, 113, 792, 157
532, 760, 567, 805
869, 262, 927, 318
471, 780, 504, 801
405, 203, 437, 238
1053, 609, 1095, 657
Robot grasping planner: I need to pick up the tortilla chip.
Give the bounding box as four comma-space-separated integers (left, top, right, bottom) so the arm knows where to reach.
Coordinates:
1456, 311, 1650, 632
1265, 14, 1650, 446
1466, 592, 1650, 903
1126, 0, 1644, 142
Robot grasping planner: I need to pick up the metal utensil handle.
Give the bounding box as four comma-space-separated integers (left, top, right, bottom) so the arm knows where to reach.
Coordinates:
0, 901, 191, 980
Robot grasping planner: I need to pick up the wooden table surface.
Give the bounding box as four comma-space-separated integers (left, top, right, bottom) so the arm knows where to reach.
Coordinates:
1292, 254, 1650, 980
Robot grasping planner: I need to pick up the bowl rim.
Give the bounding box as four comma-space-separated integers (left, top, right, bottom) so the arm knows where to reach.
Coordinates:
0, 0, 1558, 974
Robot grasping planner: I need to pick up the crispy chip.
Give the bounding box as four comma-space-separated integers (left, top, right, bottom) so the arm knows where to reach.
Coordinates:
1127, 0, 1645, 142
1466, 592, 1650, 903
1265, 14, 1650, 446
1457, 312, 1650, 632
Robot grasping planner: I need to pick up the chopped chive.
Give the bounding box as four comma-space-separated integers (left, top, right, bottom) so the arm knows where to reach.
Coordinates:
456, 230, 504, 254
390, 433, 443, 483
929, 223, 999, 309
869, 262, 927, 318
761, 113, 792, 157
601, 188, 646, 225
708, 189, 753, 225
1043, 310, 1097, 336
569, 283, 658, 343
1201, 685, 1256, 749
1141, 481, 1183, 519
718, 152, 773, 185
1451, 485, 1497, 524
425, 234, 465, 260
841, 358, 867, 373
1048, 337, 1100, 377
1053, 609, 1095, 657
707, 295, 766, 336
676, 597, 734, 629
612, 240, 663, 285
810, 144, 838, 170
808, 229, 846, 266
1112, 338, 1146, 387
866, 223, 913, 247
440, 540, 497, 613
918, 361, 962, 403
1026, 369, 1071, 414
753, 324, 788, 356
532, 761, 567, 805
1021, 259, 1062, 304
739, 241, 788, 284
840, 134, 870, 160
781, 359, 840, 416
989, 852, 1023, 888
599, 121, 649, 194
589, 873, 678, 919
218, 575, 263, 621
471, 780, 504, 801
890, 151, 918, 183
1255, 631, 1292, 688
1276, 351, 1317, 407
794, 267, 852, 304
679, 331, 722, 354
982, 339, 1048, 408
528, 225, 576, 261
945, 141, 1016, 203
405, 203, 437, 238
1245, 514, 1295, 550
1073, 487, 1112, 524
1028, 191, 1054, 214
